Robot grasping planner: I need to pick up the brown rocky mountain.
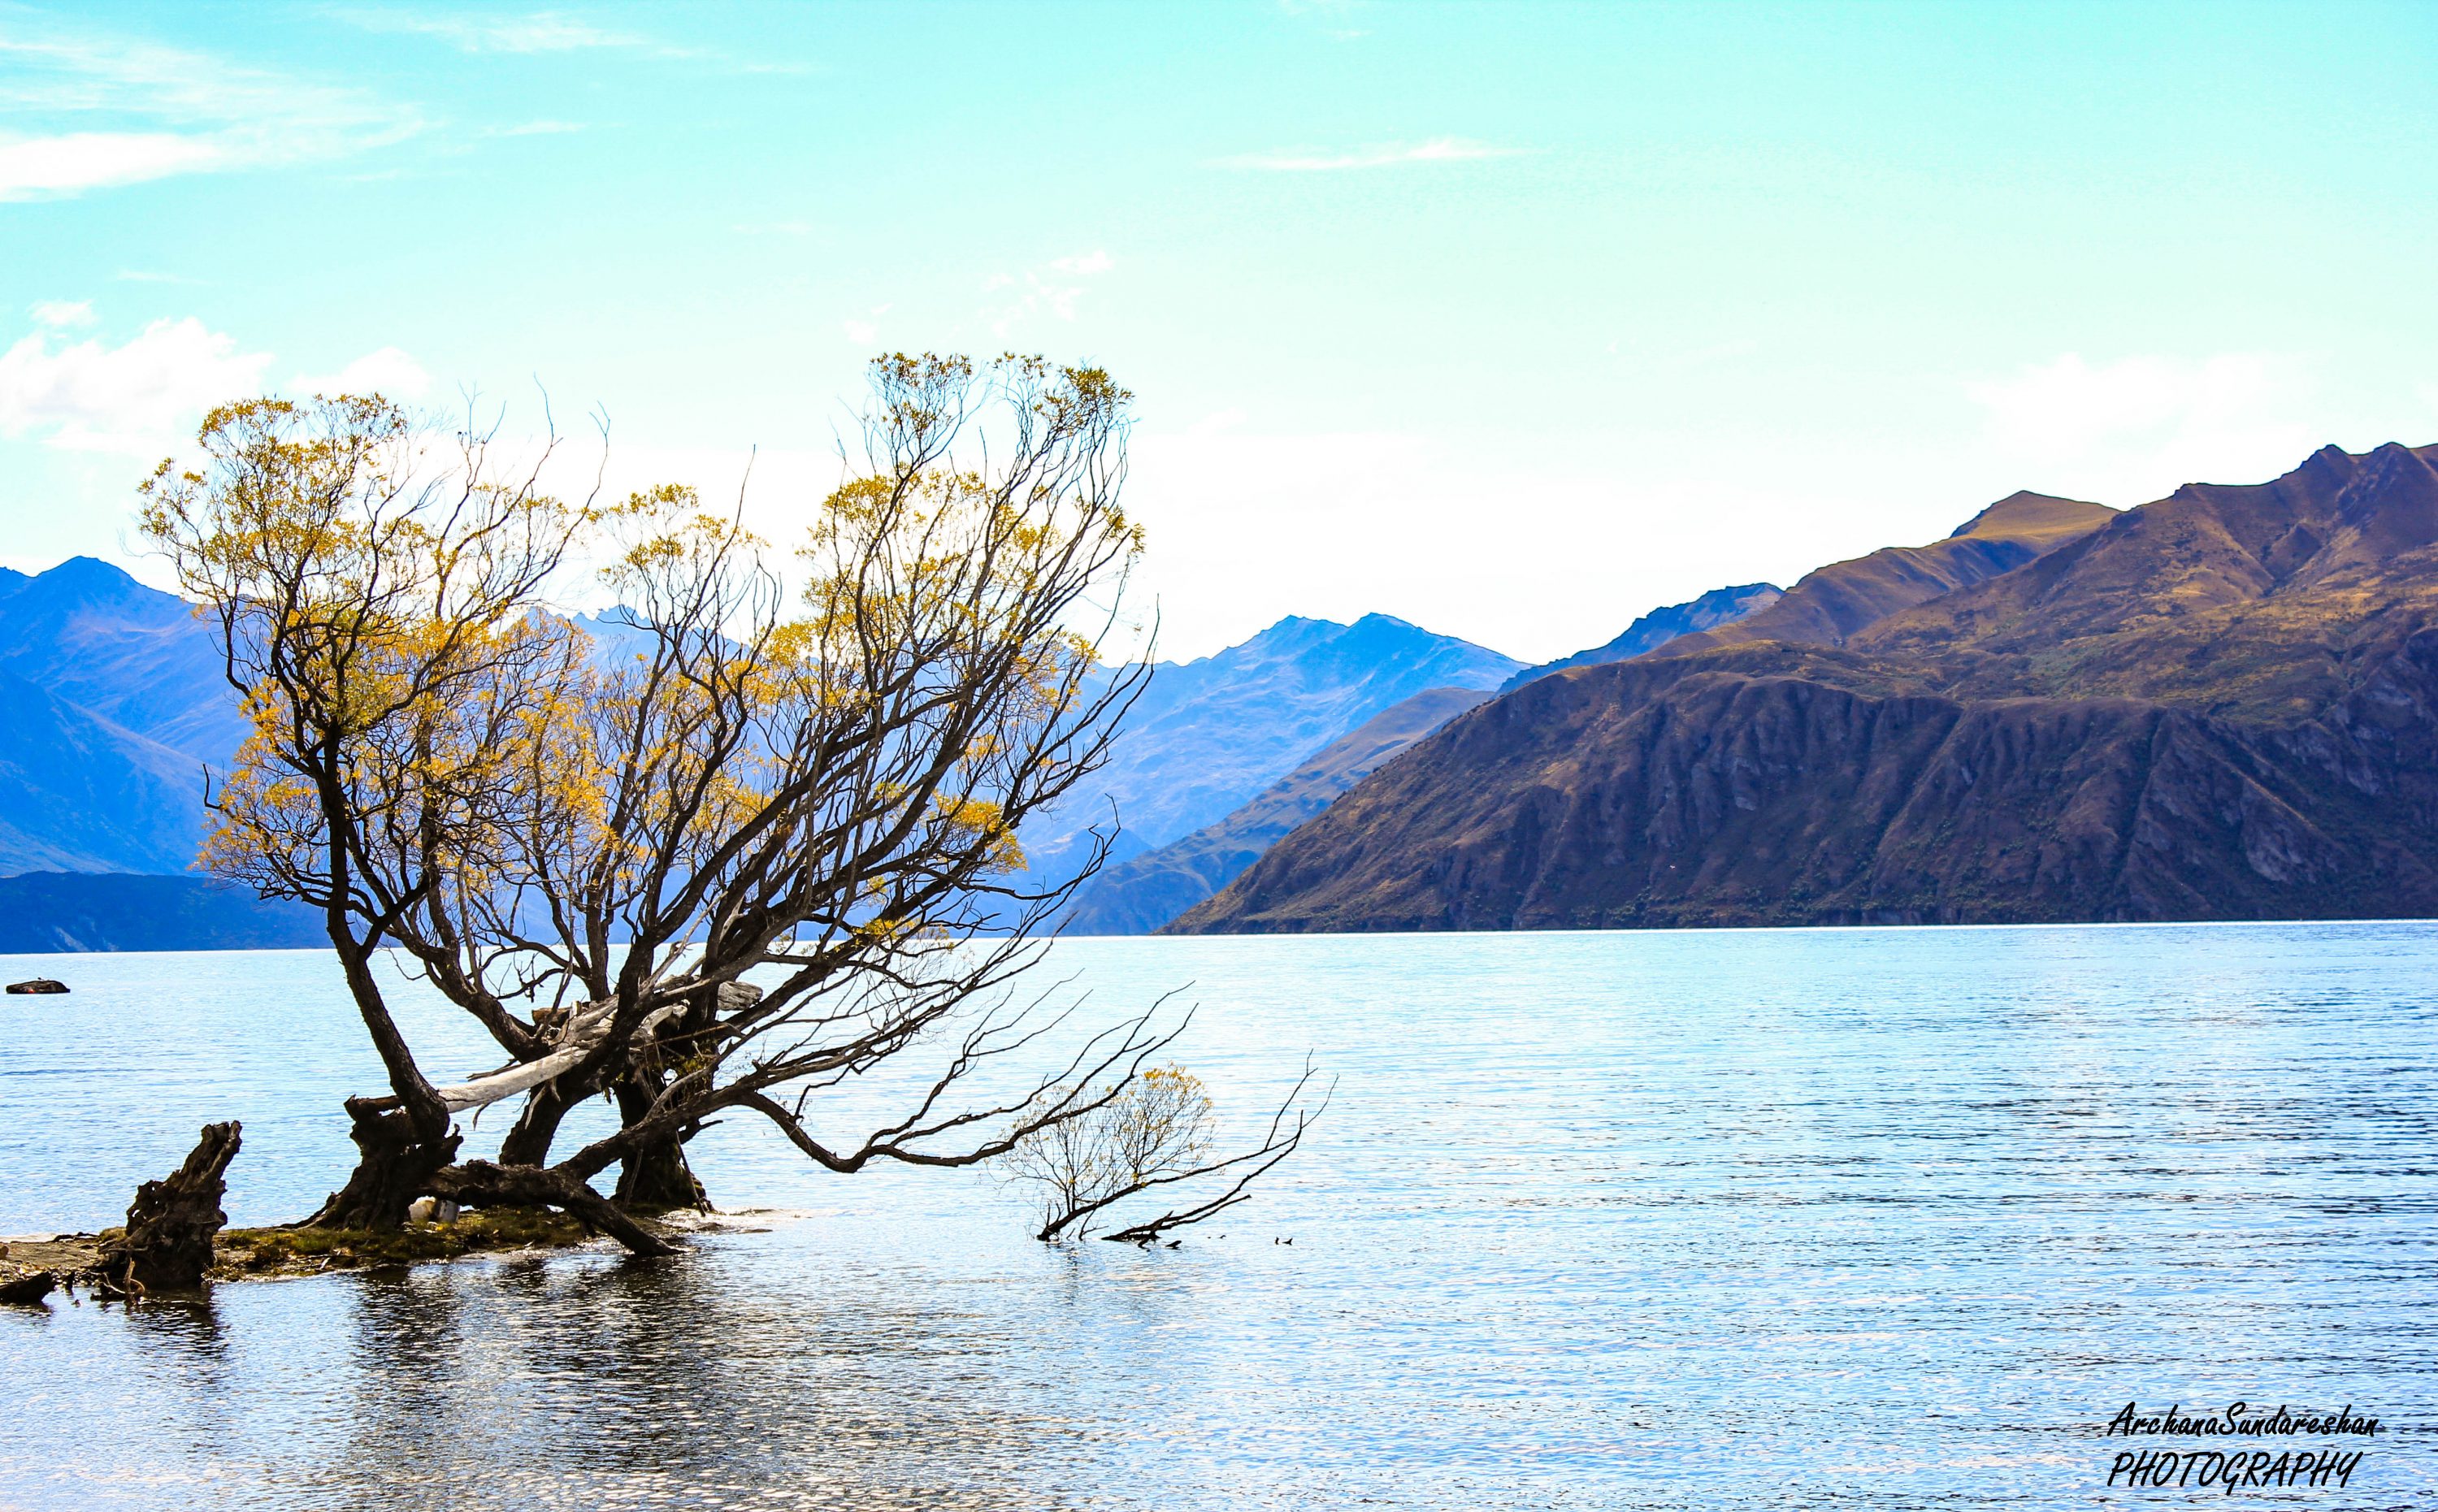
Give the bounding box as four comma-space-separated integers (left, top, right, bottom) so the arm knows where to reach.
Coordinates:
1172, 444, 2438, 933
1663, 490, 2115, 653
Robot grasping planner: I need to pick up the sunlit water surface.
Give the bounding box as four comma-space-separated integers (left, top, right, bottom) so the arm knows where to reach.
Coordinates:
2, 925, 2434, 1509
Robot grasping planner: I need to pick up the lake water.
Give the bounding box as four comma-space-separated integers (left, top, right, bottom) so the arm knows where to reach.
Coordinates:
2, 925, 2433, 1509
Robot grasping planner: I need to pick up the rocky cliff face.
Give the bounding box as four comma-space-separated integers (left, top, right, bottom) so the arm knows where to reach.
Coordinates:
1174, 445, 2438, 933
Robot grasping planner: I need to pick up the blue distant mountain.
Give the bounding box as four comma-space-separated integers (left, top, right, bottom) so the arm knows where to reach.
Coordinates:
0, 559, 324, 949
1499, 583, 1781, 692
0, 559, 240, 877
0, 556, 245, 760
1058, 592, 1791, 932
1063, 684, 1496, 934
0, 668, 210, 876
0, 872, 321, 953
1017, 613, 1525, 892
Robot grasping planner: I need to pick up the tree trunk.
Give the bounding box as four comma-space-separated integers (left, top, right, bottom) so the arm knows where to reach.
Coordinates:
610, 1077, 708, 1212
92, 1121, 242, 1295
497, 1077, 586, 1168
302, 1098, 462, 1231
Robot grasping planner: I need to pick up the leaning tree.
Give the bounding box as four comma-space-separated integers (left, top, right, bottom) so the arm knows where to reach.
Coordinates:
142, 355, 1319, 1254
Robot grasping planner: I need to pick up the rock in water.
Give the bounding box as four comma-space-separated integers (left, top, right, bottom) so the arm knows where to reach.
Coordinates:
5, 978, 68, 994
93, 1122, 242, 1295
0, 1263, 56, 1305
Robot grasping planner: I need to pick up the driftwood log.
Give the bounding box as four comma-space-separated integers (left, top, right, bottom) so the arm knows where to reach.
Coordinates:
89, 1121, 242, 1297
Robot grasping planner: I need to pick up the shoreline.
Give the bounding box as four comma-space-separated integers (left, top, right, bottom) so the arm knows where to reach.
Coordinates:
2, 1207, 783, 1299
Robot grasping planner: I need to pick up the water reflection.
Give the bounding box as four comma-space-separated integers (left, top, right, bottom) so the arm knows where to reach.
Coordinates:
207, 1245, 1108, 1511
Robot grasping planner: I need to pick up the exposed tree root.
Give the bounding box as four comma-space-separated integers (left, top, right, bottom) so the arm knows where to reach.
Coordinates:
426, 1161, 678, 1257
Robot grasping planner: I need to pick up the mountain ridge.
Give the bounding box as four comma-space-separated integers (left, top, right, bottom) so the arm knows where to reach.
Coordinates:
1173, 444, 2438, 934
0, 556, 245, 761
1500, 583, 1781, 691
1657, 490, 2115, 656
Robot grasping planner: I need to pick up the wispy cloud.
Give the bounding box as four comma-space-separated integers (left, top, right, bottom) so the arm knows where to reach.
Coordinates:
0, 130, 225, 198
333, 9, 800, 71
0, 24, 422, 201
0, 312, 431, 452
0, 316, 273, 452
1213, 136, 1525, 172
334, 9, 671, 54
1970, 353, 2290, 453
986, 252, 1117, 337
483, 119, 585, 137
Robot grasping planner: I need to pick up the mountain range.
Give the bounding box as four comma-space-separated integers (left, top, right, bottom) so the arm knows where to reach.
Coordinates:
0, 559, 321, 949
0, 567, 1529, 949
1063, 581, 1794, 932
11, 441, 2438, 950
0, 871, 323, 953
1175, 443, 2438, 933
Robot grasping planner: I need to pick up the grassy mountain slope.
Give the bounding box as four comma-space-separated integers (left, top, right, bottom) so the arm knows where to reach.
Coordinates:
1664, 491, 2115, 653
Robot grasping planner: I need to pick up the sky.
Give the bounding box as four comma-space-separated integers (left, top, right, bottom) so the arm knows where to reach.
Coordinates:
2, 0, 2436, 664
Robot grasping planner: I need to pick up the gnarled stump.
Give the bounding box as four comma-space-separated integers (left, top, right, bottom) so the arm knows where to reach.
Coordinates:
301, 1098, 462, 1231
93, 1121, 242, 1295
